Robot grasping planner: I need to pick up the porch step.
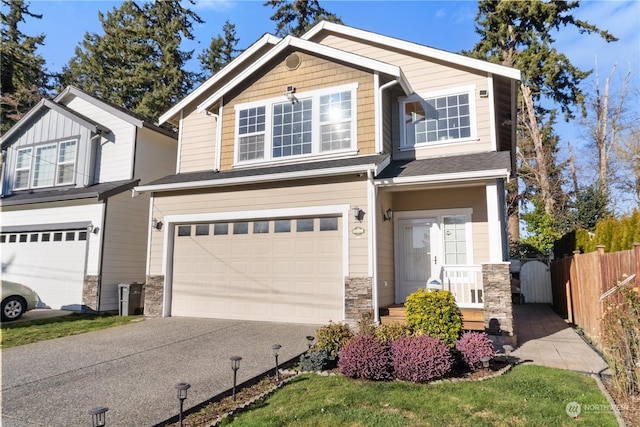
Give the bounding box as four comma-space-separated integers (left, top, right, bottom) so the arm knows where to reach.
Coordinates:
378, 305, 485, 331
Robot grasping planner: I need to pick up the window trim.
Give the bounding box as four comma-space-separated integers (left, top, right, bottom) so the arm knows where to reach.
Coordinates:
13, 147, 32, 190
13, 139, 78, 190
399, 85, 477, 150
233, 83, 358, 166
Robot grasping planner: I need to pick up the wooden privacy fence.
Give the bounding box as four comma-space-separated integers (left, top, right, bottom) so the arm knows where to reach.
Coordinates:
550, 243, 640, 349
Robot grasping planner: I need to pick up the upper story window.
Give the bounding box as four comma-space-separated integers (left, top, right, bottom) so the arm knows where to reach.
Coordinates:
235, 83, 357, 165
13, 139, 77, 190
400, 85, 476, 149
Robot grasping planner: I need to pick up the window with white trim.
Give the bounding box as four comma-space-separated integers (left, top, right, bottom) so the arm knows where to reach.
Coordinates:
400, 86, 476, 148
235, 83, 357, 164
14, 148, 32, 190
13, 139, 78, 190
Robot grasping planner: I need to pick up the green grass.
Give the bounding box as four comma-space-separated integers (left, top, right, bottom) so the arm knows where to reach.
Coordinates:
220, 365, 617, 427
0, 313, 142, 348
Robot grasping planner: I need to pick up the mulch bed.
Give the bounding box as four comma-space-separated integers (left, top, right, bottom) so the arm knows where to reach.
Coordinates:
601, 379, 640, 426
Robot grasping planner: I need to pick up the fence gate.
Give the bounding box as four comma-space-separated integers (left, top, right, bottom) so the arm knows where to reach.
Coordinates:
520, 260, 553, 303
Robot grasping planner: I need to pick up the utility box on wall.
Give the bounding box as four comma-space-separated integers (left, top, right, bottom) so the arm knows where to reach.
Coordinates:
118, 283, 144, 316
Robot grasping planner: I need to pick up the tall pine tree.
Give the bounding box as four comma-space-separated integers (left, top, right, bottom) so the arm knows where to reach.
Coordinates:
264, 0, 342, 37
0, 0, 47, 134
60, 0, 202, 120
469, 0, 616, 252
198, 20, 239, 78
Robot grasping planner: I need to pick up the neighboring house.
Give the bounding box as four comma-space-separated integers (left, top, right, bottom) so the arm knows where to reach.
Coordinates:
135, 22, 520, 343
0, 86, 177, 312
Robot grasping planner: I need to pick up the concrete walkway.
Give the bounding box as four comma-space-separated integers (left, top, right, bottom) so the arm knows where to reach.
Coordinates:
511, 304, 609, 374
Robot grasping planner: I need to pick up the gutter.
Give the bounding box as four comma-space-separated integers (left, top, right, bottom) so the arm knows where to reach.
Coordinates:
367, 168, 380, 325
134, 160, 390, 194
375, 168, 510, 188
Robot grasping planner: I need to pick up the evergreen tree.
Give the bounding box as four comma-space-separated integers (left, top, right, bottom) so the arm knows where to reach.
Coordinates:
198, 20, 239, 78
468, 0, 616, 247
60, 0, 202, 120
264, 0, 342, 37
0, 0, 47, 134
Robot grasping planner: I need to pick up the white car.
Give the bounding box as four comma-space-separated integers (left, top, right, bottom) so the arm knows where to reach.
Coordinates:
1, 280, 39, 321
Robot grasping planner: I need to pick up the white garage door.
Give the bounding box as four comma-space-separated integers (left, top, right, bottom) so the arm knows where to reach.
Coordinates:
171, 216, 343, 324
1, 229, 88, 309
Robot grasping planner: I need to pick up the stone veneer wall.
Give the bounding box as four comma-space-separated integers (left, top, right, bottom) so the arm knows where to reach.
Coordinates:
344, 277, 372, 331
82, 275, 100, 312
144, 275, 165, 317
482, 263, 517, 346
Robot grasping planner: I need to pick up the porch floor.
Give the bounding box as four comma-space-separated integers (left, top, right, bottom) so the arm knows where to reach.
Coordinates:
379, 304, 485, 331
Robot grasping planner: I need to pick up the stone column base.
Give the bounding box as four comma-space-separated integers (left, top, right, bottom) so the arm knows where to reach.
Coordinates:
344, 277, 372, 332
144, 275, 165, 317
482, 263, 517, 345
82, 275, 100, 313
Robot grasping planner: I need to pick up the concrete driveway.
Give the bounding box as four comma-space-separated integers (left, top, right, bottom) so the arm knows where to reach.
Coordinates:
1, 317, 318, 426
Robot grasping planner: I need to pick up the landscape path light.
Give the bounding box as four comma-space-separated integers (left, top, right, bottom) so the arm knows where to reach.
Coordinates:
306, 335, 315, 350
88, 406, 108, 427
272, 344, 282, 380
480, 356, 491, 370
175, 382, 190, 427
230, 356, 242, 401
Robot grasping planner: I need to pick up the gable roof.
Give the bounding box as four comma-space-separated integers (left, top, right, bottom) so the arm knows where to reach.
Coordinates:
301, 21, 521, 81
194, 35, 413, 116
0, 98, 111, 148
159, 33, 281, 125
54, 86, 177, 139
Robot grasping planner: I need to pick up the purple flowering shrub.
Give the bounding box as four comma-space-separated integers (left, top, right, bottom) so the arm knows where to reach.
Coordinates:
455, 332, 495, 370
391, 335, 453, 383
338, 335, 393, 381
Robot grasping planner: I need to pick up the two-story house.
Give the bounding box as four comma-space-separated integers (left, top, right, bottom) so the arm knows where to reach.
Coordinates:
135, 22, 520, 342
0, 86, 177, 312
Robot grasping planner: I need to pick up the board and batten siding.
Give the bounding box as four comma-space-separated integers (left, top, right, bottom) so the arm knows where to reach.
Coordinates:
392, 185, 490, 264
63, 96, 137, 183
2, 108, 95, 194
218, 51, 376, 170
0, 200, 104, 275
148, 178, 370, 277
100, 190, 150, 311
314, 34, 493, 159
178, 111, 217, 173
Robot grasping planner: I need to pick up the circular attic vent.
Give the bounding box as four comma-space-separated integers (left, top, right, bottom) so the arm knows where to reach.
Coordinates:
285, 53, 302, 71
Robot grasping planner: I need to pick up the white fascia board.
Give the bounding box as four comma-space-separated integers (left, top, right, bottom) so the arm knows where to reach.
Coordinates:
302, 21, 521, 81
375, 168, 510, 187
196, 36, 410, 114
135, 162, 380, 194
159, 34, 280, 125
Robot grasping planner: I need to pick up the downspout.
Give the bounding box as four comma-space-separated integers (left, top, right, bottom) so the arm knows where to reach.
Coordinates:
215, 101, 224, 172
368, 168, 380, 325
377, 79, 400, 153
0, 149, 6, 197
96, 200, 108, 312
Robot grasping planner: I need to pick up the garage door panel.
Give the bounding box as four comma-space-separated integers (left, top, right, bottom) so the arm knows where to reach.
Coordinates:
172, 216, 343, 324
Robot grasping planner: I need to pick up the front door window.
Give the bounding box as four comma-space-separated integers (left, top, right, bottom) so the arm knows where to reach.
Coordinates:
398, 218, 440, 301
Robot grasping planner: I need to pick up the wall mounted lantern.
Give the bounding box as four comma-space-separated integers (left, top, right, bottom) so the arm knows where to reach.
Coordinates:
383, 208, 393, 222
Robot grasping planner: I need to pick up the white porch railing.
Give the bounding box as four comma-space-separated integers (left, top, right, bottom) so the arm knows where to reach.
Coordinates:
442, 265, 483, 308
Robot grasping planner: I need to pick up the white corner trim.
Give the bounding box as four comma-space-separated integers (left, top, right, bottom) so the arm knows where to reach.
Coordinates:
485, 180, 504, 262
175, 111, 183, 174
488, 74, 497, 152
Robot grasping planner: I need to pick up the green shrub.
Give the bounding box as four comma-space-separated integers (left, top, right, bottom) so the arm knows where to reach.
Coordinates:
405, 289, 462, 346
315, 322, 354, 358
373, 322, 412, 344
299, 349, 335, 372
357, 312, 376, 337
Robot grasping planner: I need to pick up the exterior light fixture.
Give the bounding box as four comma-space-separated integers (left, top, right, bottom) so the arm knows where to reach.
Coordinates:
272, 344, 282, 380
284, 85, 297, 104
87, 224, 100, 234
306, 335, 315, 350
352, 207, 364, 221
151, 218, 163, 231
88, 406, 109, 427
480, 356, 491, 370
175, 382, 190, 427
383, 208, 393, 222
230, 356, 242, 401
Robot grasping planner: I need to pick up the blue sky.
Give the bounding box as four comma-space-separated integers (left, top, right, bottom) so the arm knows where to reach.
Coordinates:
19, 0, 640, 203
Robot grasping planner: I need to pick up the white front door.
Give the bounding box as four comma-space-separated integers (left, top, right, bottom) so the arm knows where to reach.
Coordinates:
396, 218, 442, 302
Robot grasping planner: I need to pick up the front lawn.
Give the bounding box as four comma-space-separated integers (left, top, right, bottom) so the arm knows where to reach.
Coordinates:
0, 313, 142, 348
216, 365, 617, 426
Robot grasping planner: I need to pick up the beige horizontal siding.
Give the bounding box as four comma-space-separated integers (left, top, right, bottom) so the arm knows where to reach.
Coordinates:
149, 178, 370, 276
376, 191, 395, 307
179, 111, 217, 173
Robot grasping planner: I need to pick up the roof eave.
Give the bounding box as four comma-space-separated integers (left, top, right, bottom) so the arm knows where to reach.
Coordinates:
375, 168, 511, 188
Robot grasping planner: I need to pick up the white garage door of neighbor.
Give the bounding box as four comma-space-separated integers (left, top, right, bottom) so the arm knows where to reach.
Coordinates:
171, 217, 344, 324
1, 229, 88, 309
